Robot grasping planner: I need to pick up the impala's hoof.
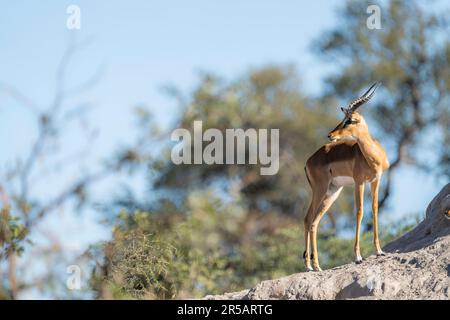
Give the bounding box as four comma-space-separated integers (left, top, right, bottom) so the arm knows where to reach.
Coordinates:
305, 266, 314, 272
377, 251, 386, 257
355, 256, 363, 264
312, 266, 323, 272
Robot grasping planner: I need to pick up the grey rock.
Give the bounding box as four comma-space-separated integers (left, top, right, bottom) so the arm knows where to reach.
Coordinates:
205, 183, 450, 300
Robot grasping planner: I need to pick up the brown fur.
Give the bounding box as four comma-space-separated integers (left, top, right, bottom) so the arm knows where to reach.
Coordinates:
304, 111, 389, 271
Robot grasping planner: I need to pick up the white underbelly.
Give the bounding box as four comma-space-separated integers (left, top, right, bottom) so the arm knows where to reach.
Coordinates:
332, 176, 355, 187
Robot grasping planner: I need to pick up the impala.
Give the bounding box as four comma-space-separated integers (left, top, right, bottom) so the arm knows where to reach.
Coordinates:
303, 82, 389, 271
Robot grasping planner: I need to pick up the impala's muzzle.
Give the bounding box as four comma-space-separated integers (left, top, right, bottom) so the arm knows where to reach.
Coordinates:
328, 131, 340, 142
328, 121, 345, 142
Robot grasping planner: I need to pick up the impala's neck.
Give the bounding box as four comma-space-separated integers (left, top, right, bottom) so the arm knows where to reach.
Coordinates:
355, 131, 386, 171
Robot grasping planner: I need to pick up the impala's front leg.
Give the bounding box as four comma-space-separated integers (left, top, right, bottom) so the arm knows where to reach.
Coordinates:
370, 178, 385, 256
354, 183, 365, 264
310, 224, 322, 271
303, 215, 313, 271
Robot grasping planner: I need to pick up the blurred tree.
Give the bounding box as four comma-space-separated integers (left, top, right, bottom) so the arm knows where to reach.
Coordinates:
314, 0, 450, 211
90, 191, 412, 299
0, 39, 123, 299
90, 65, 398, 299
117, 65, 345, 218
91, 0, 450, 299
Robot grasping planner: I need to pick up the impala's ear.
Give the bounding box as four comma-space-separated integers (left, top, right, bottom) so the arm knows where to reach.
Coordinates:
340, 107, 346, 114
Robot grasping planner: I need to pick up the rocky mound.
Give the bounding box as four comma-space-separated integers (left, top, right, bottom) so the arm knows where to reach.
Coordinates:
205, 183, 450, 300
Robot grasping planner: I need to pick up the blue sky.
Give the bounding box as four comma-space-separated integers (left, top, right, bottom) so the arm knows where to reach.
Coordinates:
1, 1, 447, 298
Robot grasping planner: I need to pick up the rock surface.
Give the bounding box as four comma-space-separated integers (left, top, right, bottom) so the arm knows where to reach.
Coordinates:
205, 183, 450, 300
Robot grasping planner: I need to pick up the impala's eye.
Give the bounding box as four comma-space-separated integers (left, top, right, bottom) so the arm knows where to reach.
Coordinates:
344, 119, 358, 127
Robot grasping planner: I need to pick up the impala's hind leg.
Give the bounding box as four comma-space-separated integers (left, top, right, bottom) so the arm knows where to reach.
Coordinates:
303, 201, 314, 272
303, 179, 325, 272
310, 185, 342, 271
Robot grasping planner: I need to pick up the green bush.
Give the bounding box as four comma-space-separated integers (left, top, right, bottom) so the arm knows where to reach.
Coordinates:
91, 192, 412, 299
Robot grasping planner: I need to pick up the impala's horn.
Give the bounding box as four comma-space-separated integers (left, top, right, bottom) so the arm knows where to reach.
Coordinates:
344, 82, 381, 113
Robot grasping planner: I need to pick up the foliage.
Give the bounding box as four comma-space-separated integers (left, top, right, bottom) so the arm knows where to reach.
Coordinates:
92, 191, 412, 299
0, 207, 28, 299
0, 207, 28, 255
